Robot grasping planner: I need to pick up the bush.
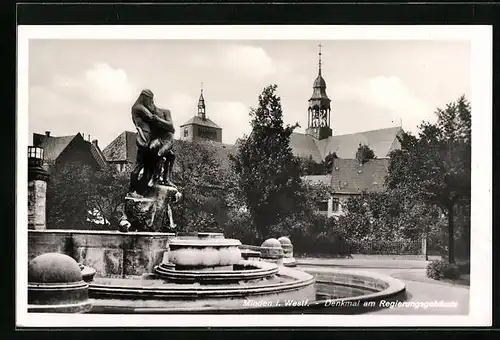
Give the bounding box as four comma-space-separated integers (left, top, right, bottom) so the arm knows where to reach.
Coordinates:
426, 260, 460, 280
346, 239, 421, 255
223, 209, 261, 245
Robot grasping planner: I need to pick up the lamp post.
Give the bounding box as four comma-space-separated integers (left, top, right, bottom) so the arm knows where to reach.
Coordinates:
28, 146, 50, 230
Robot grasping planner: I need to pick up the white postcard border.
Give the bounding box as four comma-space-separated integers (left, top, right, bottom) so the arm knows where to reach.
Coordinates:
16, 25, 492, 328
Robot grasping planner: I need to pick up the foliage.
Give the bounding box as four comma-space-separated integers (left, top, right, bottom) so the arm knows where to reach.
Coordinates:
169, 140, 230, 233
426, 260, 460, 280
387, 95, 471, 263
297, 155, 326, 176
323, 152, 338, 173
356, 144, 375, 163
230, 84, 303, 239
46, 162, 128, 229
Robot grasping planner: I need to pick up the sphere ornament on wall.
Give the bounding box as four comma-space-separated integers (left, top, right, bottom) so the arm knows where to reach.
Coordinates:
28, 253, 93, 313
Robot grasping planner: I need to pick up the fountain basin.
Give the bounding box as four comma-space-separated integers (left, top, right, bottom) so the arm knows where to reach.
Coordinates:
155, 259, 279, 283
86, 266, 405, 314
88, 264, 315, 313
167, 237, 242, 268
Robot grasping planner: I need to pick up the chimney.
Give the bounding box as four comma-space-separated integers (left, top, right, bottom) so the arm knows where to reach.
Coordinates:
92, 139, 98, 148
45, 131, 50, 137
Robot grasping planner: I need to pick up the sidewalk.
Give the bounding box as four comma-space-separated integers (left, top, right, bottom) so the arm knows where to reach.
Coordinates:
297, 258, 470, 315
297, 257, 430, 269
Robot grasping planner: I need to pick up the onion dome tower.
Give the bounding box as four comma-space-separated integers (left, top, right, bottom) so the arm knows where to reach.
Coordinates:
306, 43, 333, 140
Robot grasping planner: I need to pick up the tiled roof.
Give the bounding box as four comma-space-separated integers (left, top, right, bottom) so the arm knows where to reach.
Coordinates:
33, 133, 77, 162
180, 116, 221, 129
33, 132, 108, 170
316, 126, 402, 159
89, 142, 109, 170
289, 132, 323, 162
330, 158, 389, 194
103, 131, 137, 163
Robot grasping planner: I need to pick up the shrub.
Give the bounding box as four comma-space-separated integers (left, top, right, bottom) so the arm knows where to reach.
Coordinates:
426, 260, 460, 280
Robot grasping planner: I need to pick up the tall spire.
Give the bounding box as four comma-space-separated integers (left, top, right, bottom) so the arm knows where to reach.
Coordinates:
318, 43, 322, 76
197, 82, 206, 119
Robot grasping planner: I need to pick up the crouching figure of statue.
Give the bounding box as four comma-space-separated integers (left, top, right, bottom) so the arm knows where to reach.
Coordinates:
118, 89, 182, 232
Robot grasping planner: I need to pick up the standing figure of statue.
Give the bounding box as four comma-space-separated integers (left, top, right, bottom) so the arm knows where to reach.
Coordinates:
129, 89, 176, 195
148, 107, 176, 188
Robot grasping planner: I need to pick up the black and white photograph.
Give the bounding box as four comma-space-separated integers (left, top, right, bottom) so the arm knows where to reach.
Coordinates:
16, 25, 491, 327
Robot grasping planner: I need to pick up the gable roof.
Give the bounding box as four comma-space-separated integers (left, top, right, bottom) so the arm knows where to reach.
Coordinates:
330, 158, 389, 194
317, 126, 402, 160
33, 132, 108, 170
89, 142, 109, 170
33, 133, 78, 162
289, 132, 323, 162
103, 131, 137, 163
289, 127, 402, 162
180, 116, 221, 129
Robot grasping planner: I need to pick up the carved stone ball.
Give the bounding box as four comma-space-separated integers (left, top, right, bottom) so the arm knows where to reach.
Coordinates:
28, 253, 92, 313
28, 253, 83, 284
260, 238, 284, 259
277, 236, 291, 245
278, 236, 293, 259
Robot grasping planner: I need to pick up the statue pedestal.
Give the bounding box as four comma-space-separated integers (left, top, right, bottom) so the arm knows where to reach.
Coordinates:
121, 185, 181, 232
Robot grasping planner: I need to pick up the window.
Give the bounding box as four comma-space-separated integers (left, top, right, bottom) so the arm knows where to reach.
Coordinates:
183, 129, 189, 138
332, 198, 340, 213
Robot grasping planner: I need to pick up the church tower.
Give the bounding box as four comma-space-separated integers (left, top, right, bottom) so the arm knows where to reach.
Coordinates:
180, 83, 222, 143
305, 44, 332, 140
197, 84, 206, 119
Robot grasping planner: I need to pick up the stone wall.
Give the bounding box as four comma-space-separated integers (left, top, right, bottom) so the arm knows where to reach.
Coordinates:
28, 230, 174, 278
28, 180, 47, 230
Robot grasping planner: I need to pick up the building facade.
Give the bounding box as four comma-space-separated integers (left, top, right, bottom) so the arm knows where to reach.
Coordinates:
32, 131, 108, 172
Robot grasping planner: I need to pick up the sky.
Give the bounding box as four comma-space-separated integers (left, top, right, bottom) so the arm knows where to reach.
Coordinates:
28, 39, 470, 149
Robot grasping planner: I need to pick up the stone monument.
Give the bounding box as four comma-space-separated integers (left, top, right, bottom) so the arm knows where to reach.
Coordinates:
28, 146, 50, 230
119, 89, 182, 232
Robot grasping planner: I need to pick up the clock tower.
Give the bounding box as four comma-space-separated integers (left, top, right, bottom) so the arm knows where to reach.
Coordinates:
305, 44, 333, 140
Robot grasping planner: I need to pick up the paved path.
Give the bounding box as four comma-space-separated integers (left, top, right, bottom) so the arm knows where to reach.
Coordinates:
297, 258, 469, 315
297, 258, 430, 269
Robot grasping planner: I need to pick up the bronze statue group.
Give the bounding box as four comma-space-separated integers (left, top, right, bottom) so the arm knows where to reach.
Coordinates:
118, 89, 181, 232
129, 89, 177, 196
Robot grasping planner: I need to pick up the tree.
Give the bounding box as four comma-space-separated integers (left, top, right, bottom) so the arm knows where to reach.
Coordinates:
46, 162, 128, 229
386, 95, 471, 263
169, 140, 230, 233
323, 152, 338, 173
297, 155, 325, 176
355, 144, 375, 164
230, 84, 302, 239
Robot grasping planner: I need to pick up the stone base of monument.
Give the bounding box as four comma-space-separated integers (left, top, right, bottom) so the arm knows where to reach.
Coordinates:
28, 230, 175, 278
122, 185, 180, 232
